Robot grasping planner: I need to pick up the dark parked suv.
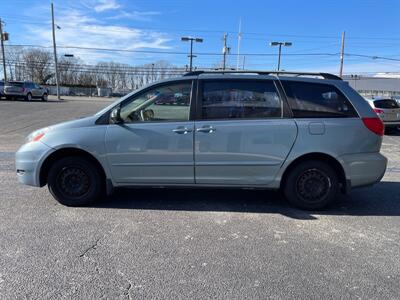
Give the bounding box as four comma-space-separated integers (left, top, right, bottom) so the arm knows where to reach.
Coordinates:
0, 81, 4, 99
4, 81, 48, 101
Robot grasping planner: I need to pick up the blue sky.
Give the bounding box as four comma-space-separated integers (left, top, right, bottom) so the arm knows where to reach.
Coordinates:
1, 0, 400, 74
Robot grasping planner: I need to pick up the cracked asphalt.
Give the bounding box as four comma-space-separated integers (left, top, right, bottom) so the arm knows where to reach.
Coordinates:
0, 96, 399, 299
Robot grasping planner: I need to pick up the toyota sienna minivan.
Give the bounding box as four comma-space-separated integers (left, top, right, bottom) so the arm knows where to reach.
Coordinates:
15, 70, 387, 210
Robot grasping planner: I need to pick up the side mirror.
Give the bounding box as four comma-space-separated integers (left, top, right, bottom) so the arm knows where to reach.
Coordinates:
110, 107, 123, 124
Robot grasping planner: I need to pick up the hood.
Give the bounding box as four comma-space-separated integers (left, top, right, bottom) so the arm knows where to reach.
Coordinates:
48, 115, 98, 131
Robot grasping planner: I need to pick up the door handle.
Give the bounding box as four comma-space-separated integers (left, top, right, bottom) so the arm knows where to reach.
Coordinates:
172, 127, 192, 134
196, 126, 216, 133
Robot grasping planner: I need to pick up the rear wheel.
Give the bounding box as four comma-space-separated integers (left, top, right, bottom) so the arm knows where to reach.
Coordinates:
47, 156, 103, 206
26, 93, 32, 101
42, 93, 48, 101
283, 160, 339, 210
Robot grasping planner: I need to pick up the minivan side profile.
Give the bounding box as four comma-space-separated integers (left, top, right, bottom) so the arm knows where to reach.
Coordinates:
15, 71, 387, 210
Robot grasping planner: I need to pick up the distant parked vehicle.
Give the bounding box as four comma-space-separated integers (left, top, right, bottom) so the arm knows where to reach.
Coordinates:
4, 81, 48, 101
366, 98, 400, 129
0, 81, 4, 99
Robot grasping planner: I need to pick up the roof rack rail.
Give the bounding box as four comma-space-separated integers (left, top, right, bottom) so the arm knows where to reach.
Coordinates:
183, 70, 342, 80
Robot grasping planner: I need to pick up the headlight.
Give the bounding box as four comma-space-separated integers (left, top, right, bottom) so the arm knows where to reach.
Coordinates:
26, 127, 50, 143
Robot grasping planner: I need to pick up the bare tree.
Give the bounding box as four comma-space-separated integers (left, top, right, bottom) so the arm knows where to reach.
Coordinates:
22, 49, 53, 84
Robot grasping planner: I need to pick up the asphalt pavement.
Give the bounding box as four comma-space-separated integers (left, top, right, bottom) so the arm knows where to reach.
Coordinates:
0, 95, 399, 299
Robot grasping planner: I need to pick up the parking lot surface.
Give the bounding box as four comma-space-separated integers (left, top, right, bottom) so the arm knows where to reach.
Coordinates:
0, 96, 400, 299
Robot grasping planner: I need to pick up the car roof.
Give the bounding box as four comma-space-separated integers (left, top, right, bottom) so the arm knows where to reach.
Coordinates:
156, 73, 343, 87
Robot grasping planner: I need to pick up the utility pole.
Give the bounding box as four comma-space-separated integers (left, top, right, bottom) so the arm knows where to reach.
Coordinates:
0, 18, 7, 82
222, 33, 230, 70
236, 18, 242, 70
51, 2, 60, 100
339, 31, 346, 78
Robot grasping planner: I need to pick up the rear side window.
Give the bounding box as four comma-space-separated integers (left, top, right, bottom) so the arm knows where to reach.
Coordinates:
374, 99, 399, 109
201, 80, 282, 120
281, 81, 358, 118
8, 82, 24, 87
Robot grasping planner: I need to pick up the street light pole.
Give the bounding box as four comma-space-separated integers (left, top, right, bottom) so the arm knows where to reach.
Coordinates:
277, 43, 282, 71
51, 2, 60, 100
189, 39, 194, 71
339, 31, 346, 78
270, 41, 292, 71
181, 37, 203, 72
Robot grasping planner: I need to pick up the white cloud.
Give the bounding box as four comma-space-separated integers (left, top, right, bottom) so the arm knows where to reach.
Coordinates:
94, 0, 120, 13
107, 10, 161, 21
25, 9, 171, 64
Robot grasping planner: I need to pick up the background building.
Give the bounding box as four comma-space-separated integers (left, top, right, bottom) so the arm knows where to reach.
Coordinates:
344, 73, 400, 98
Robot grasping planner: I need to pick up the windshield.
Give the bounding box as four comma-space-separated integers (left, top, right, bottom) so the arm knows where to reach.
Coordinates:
374, 99, 400, 109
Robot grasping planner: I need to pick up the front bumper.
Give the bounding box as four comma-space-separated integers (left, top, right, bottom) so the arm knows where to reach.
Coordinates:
339, 152, 387, 188
15, 141, 53, 187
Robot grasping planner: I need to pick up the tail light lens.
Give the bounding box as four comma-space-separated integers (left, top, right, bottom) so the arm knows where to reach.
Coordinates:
362, 117, 384, 136
373, 108, 384, 115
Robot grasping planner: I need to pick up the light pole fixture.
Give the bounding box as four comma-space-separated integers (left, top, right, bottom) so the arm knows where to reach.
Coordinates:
270, 41, 292, 71
181, 36, 203, 72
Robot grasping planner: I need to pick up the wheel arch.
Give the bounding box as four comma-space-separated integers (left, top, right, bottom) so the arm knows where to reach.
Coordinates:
39, 147, 106, 187
280, 152, 348, 193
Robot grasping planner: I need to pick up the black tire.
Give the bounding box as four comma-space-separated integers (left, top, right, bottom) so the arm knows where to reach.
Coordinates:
283, 160, 339, 210
42, 93, 48, 101
47, 156, 103, 206
26, 93, 32, 101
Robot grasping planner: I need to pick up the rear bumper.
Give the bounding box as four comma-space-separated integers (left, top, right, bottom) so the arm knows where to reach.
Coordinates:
4, 92, 25, 97
15, 141, 53, 187
339, 152, 387, 189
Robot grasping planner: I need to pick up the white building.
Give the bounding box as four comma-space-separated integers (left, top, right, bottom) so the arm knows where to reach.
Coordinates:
344, 74, 400, 98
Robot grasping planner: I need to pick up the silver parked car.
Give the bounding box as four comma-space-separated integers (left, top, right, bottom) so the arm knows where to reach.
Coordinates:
4, 81, 48, 101
366, 98, 400, 128
15, 71, 387, 210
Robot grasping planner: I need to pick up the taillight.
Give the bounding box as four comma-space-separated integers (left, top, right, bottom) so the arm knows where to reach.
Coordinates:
362, 117, 384, 136
373, 108, 384, 115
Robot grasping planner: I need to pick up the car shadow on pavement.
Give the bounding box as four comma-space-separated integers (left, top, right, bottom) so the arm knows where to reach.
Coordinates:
93, 181, 400, 220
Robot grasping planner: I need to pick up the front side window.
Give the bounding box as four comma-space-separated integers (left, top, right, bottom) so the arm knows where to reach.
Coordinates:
201, 80, 282, 120
120, 82, 192, 123
281, 81, 358, 118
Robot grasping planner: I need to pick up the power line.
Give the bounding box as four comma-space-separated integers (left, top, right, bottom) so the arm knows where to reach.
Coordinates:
6, 43, 340, 57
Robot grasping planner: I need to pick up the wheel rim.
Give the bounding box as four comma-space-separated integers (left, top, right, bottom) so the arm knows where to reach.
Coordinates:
296, 168, 331, 204
43, 94, 48, 101
56, 166, 91, 198
27, 94, 32, 101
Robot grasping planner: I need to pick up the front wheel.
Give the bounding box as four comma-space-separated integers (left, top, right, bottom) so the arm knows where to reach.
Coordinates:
47, 156, 103, 206
26, 93, 32, 101
283, 160, 339, 210
42, 93, 48, 101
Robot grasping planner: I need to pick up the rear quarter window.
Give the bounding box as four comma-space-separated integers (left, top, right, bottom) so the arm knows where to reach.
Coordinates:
281, 81, 358, 118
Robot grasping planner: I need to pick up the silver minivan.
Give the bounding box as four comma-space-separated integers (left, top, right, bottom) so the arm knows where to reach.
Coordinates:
15, 71, 387, 210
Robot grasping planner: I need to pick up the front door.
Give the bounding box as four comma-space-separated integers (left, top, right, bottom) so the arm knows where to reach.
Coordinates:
194, 79, 297, 185
105, 81, 195, 184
